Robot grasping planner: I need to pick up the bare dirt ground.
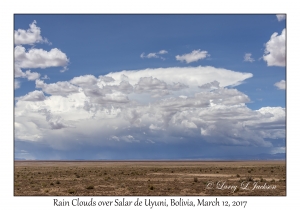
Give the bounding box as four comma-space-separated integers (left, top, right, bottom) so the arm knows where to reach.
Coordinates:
14, 161, 286, 196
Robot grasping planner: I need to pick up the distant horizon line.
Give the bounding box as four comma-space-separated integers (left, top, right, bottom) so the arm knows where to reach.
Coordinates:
14, 159, 286, 162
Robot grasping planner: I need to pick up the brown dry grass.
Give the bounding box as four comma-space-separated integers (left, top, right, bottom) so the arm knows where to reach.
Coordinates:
14, 161, 286, 196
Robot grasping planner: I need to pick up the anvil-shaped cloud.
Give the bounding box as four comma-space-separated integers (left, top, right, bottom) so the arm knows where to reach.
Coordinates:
14, 66, 285, 159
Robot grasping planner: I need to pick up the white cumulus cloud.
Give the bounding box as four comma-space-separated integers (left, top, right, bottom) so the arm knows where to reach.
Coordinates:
244, 53, 255, 62
140, 50, 168, 60
15, 66, 40, 80
15, 46, 69, 69
276, 15, 286, 22
18, 90, 46, 101
158, 50, 168, 54
14, 20, 49, 45
35, 79, 79, 97
15, 80, 21, 89
263, 29, 286, 67
14, 65, 26, 78
176, 49, 210, 63
274, 80, 286, 90
134, 76, 170, 97
41, 75, 50, 80
70, 75, 98, 87
198, 80, 220, 90
25, 70, 40, 81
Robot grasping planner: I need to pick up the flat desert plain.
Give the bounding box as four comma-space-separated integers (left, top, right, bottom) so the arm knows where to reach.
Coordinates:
14, 161, 286, 196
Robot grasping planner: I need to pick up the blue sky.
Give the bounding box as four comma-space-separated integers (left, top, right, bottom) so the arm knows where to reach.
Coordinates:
14, 14, 286, 160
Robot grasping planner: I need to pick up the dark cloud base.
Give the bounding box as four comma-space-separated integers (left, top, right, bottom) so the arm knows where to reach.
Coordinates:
15, 139, 285, 160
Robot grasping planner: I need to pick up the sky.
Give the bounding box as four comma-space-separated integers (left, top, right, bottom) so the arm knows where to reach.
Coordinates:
14, 14, 286, 160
